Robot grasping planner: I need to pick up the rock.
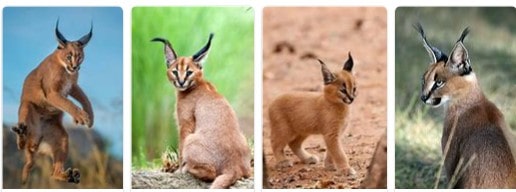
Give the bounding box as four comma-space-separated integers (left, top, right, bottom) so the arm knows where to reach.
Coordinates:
131, 170, 254, 189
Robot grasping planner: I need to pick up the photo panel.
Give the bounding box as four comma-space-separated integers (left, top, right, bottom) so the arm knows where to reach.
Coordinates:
131, 7, 254, 189
2, 7, 123, 189
395, 7, 516, 189
262, 7, 387, 189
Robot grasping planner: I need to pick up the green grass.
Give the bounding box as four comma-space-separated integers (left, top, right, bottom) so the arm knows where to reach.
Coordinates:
132, 7, 254, 169
395, 7, 516, 188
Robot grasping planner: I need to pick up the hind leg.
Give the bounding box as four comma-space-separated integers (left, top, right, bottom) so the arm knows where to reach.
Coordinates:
18, 102, 42, 152
21, 149, 34, 185
12, 124, 28, 150
48, 120, 80, 183
182, 134, 217, 181
270, 119, 293, 168
210, 172, 238, 189
184, 162, 217, 181
324, 151, 336, 171
51, 139, 80, 183
288, 135, 318, 164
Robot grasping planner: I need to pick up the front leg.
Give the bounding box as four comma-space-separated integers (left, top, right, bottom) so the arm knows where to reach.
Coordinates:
177, 120, 195, 167
323, 133, 356, 177
70, 84, 94, 128
46, 91, 89, 126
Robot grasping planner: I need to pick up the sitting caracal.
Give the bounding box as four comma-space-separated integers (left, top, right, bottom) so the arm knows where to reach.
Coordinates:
415, 23, 516, 188
269, 53, 357, 177
11, 20, 93, 185
152, 33, 251, 189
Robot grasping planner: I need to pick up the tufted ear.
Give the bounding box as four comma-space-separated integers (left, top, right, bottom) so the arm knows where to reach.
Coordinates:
55, 19, 68, 49
192, 33, 214, 69
413, 22, 448, 64
318, 59, 335, 85
446, 28, 472, 75
152, 37, 178, 68
343, 52, 354, 72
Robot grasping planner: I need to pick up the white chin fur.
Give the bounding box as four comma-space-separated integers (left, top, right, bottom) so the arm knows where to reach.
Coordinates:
65, 68, 77, 75
172, 81, 188, 91
426, 96, 450, 108
176, 87, 188, 91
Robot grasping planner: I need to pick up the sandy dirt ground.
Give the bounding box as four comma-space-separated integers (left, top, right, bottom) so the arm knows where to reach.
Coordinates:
262, 7, 387, 189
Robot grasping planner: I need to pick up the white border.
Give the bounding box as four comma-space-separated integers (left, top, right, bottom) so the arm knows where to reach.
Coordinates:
0, 0, 514, 192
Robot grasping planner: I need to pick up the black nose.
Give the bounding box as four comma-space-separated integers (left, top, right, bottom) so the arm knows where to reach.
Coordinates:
350, 97, 354, 102
421, 94, 429, 101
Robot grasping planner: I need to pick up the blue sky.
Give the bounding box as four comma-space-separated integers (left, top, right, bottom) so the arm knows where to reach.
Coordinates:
3, 7, 123, 158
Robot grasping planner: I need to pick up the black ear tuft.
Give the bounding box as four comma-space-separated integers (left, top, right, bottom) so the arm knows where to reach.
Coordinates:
318, 59, 335, 85
413, 22, 448, 64
78, 21, 93, 46
192, 33, 214, 67
55, 19, 68, 48
456, 27, 470, 43
152, 37, 178, 68
343, 52, 354, 71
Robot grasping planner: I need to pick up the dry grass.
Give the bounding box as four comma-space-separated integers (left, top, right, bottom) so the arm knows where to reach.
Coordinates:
2, 125, 122, 189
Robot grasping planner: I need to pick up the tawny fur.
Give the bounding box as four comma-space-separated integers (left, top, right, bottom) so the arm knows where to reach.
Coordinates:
416, 24, 516, 188
12, 21, 93, 185
268, 54, 357, 177
152, 34, 251, 189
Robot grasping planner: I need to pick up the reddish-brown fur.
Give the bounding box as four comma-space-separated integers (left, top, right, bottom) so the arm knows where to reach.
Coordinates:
12, 22, 92, 185
417, 25, 516, 188
152, 34, 251, 189
268, 54, 357, 177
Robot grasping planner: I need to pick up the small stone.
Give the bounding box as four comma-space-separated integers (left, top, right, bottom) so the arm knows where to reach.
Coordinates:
299, 167, 311, 172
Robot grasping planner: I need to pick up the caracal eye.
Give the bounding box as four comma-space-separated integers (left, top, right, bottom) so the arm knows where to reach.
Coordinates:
436, 80, 444, 87
172, 70, 179, 76
186, 71, 193, 76
66, 54, 72, 61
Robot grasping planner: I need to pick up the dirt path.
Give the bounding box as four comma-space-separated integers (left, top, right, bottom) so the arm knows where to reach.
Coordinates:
263, 7, 387, 189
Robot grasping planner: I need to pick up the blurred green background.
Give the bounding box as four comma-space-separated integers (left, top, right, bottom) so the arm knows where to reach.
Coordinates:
132, 7, 254, 168
395, 7, 516, 188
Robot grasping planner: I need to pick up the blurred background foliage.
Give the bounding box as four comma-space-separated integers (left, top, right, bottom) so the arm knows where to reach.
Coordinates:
395, 7, 516, 188
132, 7, 254, 168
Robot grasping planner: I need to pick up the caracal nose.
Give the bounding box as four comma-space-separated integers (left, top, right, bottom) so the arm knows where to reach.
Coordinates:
421, 94, 429, 102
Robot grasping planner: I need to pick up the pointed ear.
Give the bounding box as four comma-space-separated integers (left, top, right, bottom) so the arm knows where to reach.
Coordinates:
152, 37, 177, 68
446, 28, 471, 74
192, 33, 214, 69
343, 52, 354, 71
318, 59, 335, 85
55, 19, 67, 49
413, 23, 448, 64
78, 22, 93, 47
